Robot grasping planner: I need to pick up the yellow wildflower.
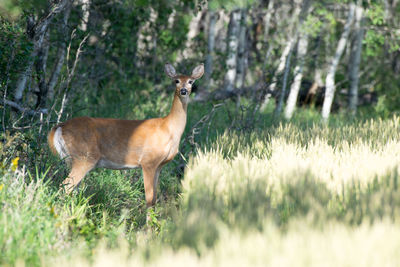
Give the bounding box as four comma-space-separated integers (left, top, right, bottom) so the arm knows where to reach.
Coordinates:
50, 206, 58, 218
0, 184, 3, 192
11, 157, 19, 171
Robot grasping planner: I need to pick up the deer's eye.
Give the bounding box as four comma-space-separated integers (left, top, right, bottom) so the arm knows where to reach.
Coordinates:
188, 80, 193, 84
175, 79, 180, 84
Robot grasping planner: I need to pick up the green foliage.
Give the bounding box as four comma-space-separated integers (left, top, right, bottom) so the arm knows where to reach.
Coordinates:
364, 29, 385, 57
0, 0, 22, 19
0, 18, 32, 88
366, 3, 385, 26
208, 0, 255, 10
303, 14, 323, 37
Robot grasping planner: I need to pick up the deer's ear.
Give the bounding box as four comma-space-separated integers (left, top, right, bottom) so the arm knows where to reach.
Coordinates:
191, 64, 204, 80
165, 63, 177, 78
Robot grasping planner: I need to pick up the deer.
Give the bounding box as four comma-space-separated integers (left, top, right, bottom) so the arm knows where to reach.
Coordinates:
48, 63, 204, 209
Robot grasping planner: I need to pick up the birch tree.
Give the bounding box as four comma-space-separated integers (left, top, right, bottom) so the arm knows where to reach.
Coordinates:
284, 34, 309, 119
235, 9, 248, 89
263, 0, 274, 49
348, 3, 365, 115
195, 10, 218, 101
321, 3, 355, 121
223, 9, 241, 93
79, 0, 90, 31
275, 0, 311, 117
260, 2, 301, 111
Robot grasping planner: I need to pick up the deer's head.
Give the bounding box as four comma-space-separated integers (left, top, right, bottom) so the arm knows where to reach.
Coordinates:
164, 63, 204, 102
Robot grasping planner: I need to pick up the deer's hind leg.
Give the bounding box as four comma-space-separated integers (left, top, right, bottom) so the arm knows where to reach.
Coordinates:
62, 159, 97, 194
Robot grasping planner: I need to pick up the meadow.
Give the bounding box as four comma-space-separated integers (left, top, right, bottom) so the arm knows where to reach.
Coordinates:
1, 100, 400, 266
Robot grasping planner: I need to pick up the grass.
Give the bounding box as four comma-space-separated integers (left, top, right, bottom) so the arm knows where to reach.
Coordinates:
1, 98, 400, 266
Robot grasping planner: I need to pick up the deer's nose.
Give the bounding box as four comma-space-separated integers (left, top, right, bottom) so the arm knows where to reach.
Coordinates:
180, 88, 188, 96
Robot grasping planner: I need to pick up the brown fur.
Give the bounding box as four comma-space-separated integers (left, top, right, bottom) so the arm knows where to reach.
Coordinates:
48, 63, 204, 208
47, 127, 58, 156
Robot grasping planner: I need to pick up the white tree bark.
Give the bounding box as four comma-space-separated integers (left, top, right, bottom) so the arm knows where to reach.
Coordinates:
260, 2, 301, 111
14, 57, 35, 102
348, 4, 364, 115
261, 0, 274, 71
137, 8, 157, 58
275, 39, 296, 116
275, 0, 312, 117
235, 9, 248, 89
263, 0, 274, 46
284, 34, 309, 119
214, 10, 229, 52
223, 9, 241, 93
181, 10, 203, 59
322, 3, 355, 121
79, 0, 90, 31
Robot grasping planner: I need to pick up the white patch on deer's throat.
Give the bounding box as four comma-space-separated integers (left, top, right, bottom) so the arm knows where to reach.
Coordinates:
181, 96, 189, 105
97, 158, 139, 170
54, 127, 69, 159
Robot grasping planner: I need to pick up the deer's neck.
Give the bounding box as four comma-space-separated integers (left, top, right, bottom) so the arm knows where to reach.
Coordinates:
165, 94, 188, 137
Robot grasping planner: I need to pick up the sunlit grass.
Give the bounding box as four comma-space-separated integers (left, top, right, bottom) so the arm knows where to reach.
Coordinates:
47, 221, 400, 267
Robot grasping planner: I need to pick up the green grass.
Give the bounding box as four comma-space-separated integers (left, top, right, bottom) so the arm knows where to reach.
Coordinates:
1, 98, 400, 266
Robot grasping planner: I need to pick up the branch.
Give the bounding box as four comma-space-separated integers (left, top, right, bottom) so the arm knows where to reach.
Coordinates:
2, 99, 48, 115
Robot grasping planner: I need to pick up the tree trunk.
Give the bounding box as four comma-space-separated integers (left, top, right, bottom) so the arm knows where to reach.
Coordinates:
274, 0, 311, 117
223, 9, 241, 93
322, 3, 355, 121
275, 39, 296, 117
284, 33, 309, 119
195, 10, 217, 101
235, 9, 248, 89
263, 0, 274, 48
182, 10, 203, 59
48, 2, 71, 101
79, 0, 90, 31
348, 3, 364, 115
260, 2, 301, 111
13, 0, 71, 104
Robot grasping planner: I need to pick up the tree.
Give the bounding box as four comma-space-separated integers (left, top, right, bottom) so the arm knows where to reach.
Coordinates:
284, 33, 309, 119
195, 10, 218, 101
223, 9, 241, 93
275, 0, 311, 117
13, 0, 71, 104
322, 3, 355, 121
348, 3, 365, 115
235, 8, 248, 89
260, 0, 301, 111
